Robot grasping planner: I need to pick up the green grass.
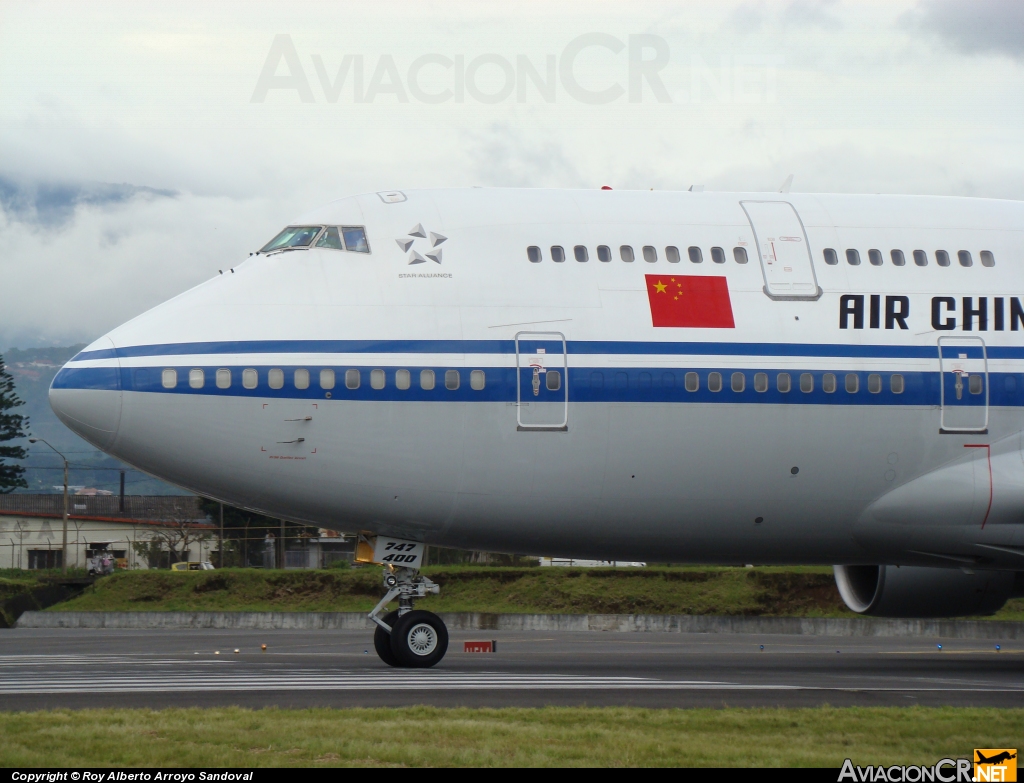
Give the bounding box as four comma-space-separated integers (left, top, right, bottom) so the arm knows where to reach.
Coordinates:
0, 706, 1020, 767
48, 567, 1024, 619
52, 566, 865, 616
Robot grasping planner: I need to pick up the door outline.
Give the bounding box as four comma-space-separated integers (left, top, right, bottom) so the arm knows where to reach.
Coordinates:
938, 336, 989, 434
515, 331, 568, 431
740, 200, 822, 301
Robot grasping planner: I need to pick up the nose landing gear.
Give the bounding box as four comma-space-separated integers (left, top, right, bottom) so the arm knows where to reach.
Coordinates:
368, 565, 448, 667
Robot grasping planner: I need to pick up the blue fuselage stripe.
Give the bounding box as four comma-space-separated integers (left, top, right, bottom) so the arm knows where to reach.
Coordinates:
69, 339, 1024, 362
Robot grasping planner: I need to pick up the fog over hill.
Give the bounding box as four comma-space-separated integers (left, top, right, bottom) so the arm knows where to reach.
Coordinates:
3, 345, 189, 496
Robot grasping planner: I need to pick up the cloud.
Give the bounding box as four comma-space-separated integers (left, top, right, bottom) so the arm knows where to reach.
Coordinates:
728, 0, 842, 33
908, 0, 1024, 59
0, 176, 177, 228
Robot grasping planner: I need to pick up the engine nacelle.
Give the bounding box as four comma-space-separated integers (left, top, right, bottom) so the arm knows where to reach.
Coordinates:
834, 565, 1024, 618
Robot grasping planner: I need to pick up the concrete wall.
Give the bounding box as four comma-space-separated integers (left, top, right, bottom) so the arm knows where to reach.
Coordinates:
16, 610, 1024, 639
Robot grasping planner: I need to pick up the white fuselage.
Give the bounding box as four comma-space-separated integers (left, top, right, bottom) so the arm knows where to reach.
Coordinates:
51, 188, 1024, 568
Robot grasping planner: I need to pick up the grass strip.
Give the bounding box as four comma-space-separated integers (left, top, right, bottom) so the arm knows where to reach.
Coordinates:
50, 567, 1024, 619
1, 706, 1021, 767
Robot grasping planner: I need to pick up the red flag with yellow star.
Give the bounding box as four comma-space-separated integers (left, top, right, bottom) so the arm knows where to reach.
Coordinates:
645, 275, 735, 328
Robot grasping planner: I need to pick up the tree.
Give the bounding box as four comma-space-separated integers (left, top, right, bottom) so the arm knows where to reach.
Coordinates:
0, 352, 28, 493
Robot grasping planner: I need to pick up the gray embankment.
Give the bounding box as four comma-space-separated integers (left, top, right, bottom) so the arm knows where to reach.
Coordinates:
15, 611, 1024, 638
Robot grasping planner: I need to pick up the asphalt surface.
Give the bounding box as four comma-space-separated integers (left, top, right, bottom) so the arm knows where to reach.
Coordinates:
1, 627, 1022, 709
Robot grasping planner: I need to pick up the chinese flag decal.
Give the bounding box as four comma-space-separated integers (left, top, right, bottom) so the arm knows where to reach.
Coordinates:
645, 275, 735, 328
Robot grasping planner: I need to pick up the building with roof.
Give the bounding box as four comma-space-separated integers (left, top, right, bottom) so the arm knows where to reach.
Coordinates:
0, 495, 215, 570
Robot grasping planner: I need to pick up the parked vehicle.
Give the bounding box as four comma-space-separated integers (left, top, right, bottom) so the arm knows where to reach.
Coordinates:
170, 561, 215, 571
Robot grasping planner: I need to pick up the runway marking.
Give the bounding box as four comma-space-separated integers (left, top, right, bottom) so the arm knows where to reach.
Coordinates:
0, 669, 1021, 695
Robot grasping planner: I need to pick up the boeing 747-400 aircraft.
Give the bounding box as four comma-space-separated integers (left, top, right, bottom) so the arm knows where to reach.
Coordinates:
50, 187, 1024, 666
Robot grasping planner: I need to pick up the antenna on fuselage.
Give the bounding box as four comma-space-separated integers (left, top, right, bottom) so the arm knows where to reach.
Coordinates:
778, 174, 794, 193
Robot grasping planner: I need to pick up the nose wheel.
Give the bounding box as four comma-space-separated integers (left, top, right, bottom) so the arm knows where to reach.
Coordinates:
369, 565, 448, 668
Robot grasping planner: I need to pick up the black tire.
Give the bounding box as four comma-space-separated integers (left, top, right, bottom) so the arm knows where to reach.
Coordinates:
373, 611, 400, 667
390, 610, 449, 668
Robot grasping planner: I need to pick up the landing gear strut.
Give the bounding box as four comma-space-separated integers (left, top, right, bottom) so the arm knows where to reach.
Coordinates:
368, 565, 448, 667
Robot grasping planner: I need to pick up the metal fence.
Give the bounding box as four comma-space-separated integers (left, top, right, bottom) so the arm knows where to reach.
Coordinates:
0, 494, 207, 521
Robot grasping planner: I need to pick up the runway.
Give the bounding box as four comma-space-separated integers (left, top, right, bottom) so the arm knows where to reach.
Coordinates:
1, 627, 1021, 709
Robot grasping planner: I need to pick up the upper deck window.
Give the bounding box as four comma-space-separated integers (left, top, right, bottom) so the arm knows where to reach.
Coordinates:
342, 227, 369, 253
261, 226, 323, 253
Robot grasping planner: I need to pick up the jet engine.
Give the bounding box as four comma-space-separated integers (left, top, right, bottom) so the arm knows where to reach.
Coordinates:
833, 565, 1024, 618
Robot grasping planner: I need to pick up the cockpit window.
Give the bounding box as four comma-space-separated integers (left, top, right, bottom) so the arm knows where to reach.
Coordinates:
315, 227, 344, 250
342, 226, 369, 253
261, 226, 323, 253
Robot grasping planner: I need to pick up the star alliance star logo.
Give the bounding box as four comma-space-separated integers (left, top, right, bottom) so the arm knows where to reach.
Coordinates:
396, 223, 446, 265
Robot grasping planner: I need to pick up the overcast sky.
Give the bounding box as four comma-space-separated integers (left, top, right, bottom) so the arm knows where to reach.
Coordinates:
1, 0, 1022, 350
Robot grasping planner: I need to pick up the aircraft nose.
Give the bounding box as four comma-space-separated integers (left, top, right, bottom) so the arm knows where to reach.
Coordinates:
49, 337, 123, 451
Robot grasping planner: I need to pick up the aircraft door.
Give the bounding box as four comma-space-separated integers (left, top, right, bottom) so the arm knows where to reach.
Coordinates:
740, 201, 821, 300
938, 336, 988, 433
516, 331, 568, 431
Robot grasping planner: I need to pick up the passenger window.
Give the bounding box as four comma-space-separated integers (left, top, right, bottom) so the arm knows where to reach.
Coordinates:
294, 369, 310, 390
846, 249, 861, 266
550, 246, 565, 263
345, 369, 360, 390
890, 374, 904, 394
590, 371, 604, 389
620, 245, 634, 262
913, 250, 928, 266
162, 368, 178, 389
243, 369, 258, 390
823, 248, 838, 265
958, 250, 973, 267
684, 372, 699, 392
574, 245, 589, 262
546, 370, 561, 391
315, 227, 344, 250
688, 246, 702, 263
708, 372, 722, 392
868, 373, 881, 393
420, 369, 435, 390
268, 369, 284, 390
754, 372, 768, 392
868, 249, 883, 266
643, 246, 657, 263
936, 250, 950, 267
597, 245, 612, 263
527, 246, 542, 263
969, 374, 983, 395
777, 373, 791, 393
891, 249, 905, 266
731, 372, 745, 392
711, 247, 726, 264
189, 369, 204, 389
823, 373, 836, 393
319, 369, 335, 390
980, 250, 995, 267
470, 369, 486, 390
216, 369, 231, 389
342, 226, 369, 253
665, 246, 680, 263
800, 373, 813, 393
371, 369, 386, 390
396, 369, 411, 390
845, 373, 859, 393
733, 247, 748, 264
445, 370, 460, 390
